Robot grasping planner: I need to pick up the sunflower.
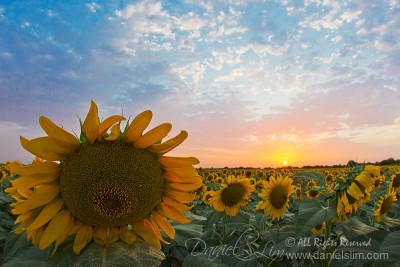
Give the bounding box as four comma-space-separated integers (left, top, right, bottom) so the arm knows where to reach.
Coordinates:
202, 191, 214, 206
311, 222, 325, 235
374, 191, 397, 223
389, 173, 400, 193
294, 186, 302, 201
6, 100, 201, 255
258, 175, 295, 221
210, 176, 253, 216
306, 188, 321, 199
307, 180, 317, 189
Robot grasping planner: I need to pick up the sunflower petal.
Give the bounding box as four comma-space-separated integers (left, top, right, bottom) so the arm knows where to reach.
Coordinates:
123, 110, 152, 143
131, 219, 161, 250
73, 224, 93, 255
52, 215, 75, 256
152, 210, 175, 239
93, 226, 108, 245
119, 226, 137, 245
12, 184, 60, 215
98, 115, 126, 139
159, 156, 200, 168
157, 203, 191, 224
162, 196, 193, 211
27, 198, 64, 231
164, 166, 199, 177
15, 210, 33, 225
164, 172, 202, 184
146, 130, 188, 154
164, 188, 196, 203
166, 182, 202, 191
134, 123, 172, 149
82, 100, 99, 145
39, 116, 80, 148
39, 209, 70, 250
9, 161, 61, 178
12, 174, 60, 190
144, 216, 169, 244
20, 136, 67, 161
104, 124, 121, 141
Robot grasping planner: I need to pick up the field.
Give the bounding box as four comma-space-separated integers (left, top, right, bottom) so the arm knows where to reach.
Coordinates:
1, 163, 400, 267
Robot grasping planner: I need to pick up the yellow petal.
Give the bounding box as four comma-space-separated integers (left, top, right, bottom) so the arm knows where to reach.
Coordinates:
39, 209, 71, 250
104, 124, 121, 141
119, 226, 137, 245
152, 210, 175, 239
159, 156, 200, 168
9, 161, 61, 178
16, 188, 33, 199
93, 226, 108, 245
164, 188, 196, 203
131, 219, 161, 250
166, 182, 202, 191
82, 100, 99, 145
73, 224, 93, 255
347, 183, 363, 200
144, 216, 169, 244
32, 227, 44, 246
52, 215, 75, 256
98, 115, 126, 139
27, 198, 64, 231
157, 203, 191, 224
12, 174, 59, 190
20, 136, 66, 161
39, 116, 80, 149
15, 210, 33, 224
123, 110, 152, 143
12, 184, 60, 215
93, 226, 119, 246
164, 166, 199, 177
15, 217, 34, 234
164, 172, 202, 184
147, 131, 188, 154
162, 196, 193, 211
134, 123, 172, 149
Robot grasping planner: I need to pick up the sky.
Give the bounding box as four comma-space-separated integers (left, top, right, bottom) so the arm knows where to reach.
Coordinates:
0, 0, 399, 168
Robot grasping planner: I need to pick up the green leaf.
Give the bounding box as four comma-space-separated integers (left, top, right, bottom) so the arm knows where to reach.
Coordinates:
172, 223, 203, 247
294, 172, 326, 185
296, 199, 337, 236
49, 239, 165, 267
375, 230, 400, 266
0, 191, 13, 204
2, 232, 50, 266
204, 210, 223, 228
182, 254, 228, 267
341, 217, 378, 240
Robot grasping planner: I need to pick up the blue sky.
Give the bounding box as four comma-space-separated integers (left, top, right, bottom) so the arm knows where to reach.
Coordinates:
1, 0, 399, 167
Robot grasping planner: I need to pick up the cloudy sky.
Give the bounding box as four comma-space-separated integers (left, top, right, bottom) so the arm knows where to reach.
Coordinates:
1, 0, 399, 167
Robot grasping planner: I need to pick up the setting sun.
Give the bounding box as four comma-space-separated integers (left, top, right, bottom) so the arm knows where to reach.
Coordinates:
283, 161, 288, 166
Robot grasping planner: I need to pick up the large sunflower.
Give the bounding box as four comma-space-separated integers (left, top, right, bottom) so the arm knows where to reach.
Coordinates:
6, 100, 201, 255
258, 175, 295, 221
210, 176, 253, 216
374, 191, 397, 223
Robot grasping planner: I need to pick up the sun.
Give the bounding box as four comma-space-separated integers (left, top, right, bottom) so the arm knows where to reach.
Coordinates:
283, 161, 288, 166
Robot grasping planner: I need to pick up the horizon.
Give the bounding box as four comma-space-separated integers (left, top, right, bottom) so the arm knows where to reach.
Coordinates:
1, 1, 399, 168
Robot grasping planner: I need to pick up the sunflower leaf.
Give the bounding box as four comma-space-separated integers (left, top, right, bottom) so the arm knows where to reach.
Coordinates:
49, 239, 165, 267
296, 199, 337, 236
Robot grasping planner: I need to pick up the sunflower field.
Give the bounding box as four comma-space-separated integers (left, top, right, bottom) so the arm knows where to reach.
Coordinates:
1, 102, 400, 267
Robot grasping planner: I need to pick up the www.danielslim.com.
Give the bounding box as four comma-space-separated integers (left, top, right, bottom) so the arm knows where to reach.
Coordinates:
284, 250, 389, 261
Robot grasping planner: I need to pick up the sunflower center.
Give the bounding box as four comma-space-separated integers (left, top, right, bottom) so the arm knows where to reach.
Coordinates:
270, 185, 288, 209
308, 189, 320, 198
221, 183, 246, 206
392, 174, 400, 188
60, 141, 164, 227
